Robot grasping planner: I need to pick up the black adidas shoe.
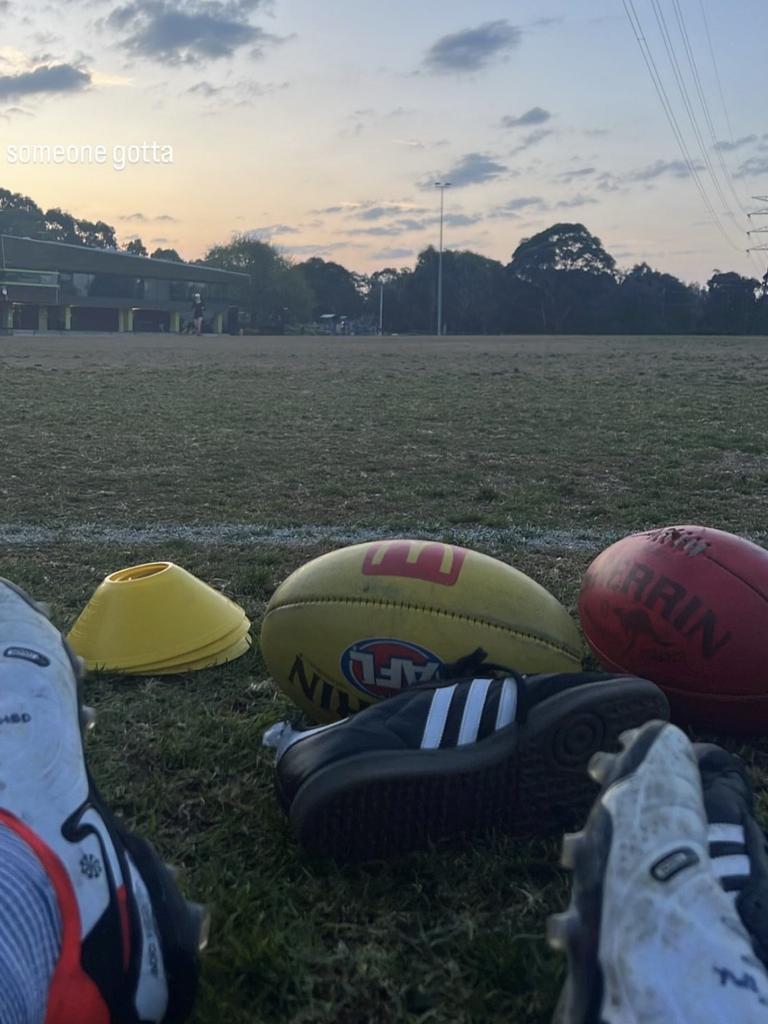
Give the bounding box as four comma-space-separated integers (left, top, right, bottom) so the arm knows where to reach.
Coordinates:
263, 671, 669, 861
697, 743, 768, 970
549, 722, 768, 1024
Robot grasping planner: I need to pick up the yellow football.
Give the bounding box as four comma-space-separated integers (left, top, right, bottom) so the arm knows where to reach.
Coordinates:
261, 539, 584, 723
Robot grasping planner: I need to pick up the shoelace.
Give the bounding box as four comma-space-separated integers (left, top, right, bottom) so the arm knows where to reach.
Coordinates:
438, 646, 518, 682
264, 648, 526, 752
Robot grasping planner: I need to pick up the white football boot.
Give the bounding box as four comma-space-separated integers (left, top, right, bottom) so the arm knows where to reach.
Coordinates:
549, 720, 768, 1024
0, 578, 208, 1023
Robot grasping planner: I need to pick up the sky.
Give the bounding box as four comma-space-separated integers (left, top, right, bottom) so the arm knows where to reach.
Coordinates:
0, 0, 766, 285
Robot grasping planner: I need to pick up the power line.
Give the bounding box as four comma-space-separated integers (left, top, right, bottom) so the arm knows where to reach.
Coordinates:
695, 0, 766, 292
672, 0, 759, 274
671, 0, 751, 224
698, 0, 736, 145
622, 0, 742, 253
648, 0, 741, 245
696, 0, 763, 280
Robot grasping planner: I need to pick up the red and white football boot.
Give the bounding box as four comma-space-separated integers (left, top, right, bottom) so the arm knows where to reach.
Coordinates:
0, 577, 207, 1023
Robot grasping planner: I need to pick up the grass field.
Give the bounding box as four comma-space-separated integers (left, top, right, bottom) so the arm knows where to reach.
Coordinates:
2, 331, 768, 1023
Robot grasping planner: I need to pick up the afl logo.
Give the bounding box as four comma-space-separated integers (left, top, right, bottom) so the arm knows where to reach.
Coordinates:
340, 638, 443, 698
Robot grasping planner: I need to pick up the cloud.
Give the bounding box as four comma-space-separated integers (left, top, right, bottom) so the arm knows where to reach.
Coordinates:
339, 121, 365, 139
629, 159, 703, 181
344, 225, 408, 237
424, 152, 508, 189
358, 206, 402, 221
501, 106, 551, 129
188, 80, 221, 96
0, 1, 11, 11
734, 155, 768, 179
343, 209, 483, 237
556, 194, 599, 208
516, 199, 545, 211
509, 129, 553, 156
106, 0, 283, 65
244, 224, 300, 239
280, 241, 351, 255
312, 200, 437, 223
321, 200, 438, 223
392, 137, 448, 150
28, 52, 58, 66
0, 105, 31, 120
32, 32, 60, 47
555, 167, 596, 183
713, 135, 757, 153
423, 20, 521, 74
595, 172, 624, 192
358, 203, 429, 221
527, 17, 564, 29
490, 197, 547, 218
373, 247, 413, 261
444, 213, 482, 227
186, 77, 288, 119
0, 63, 91, 100
187, 77, 285, 105
396, 218, 434, 231
310, 202, 365, 215
119, 211, 177, 222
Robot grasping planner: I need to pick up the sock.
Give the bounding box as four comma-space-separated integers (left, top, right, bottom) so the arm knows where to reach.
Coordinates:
0, 823, 62, 1024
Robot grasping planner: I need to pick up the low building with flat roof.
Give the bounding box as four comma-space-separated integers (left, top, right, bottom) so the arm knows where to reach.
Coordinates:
0, 235, 250, 334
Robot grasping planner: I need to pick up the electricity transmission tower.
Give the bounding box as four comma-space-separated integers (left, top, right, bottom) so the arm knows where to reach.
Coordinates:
747, 197, 768, 291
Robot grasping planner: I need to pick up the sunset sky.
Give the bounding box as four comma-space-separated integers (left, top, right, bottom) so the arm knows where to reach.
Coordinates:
0, 0, 766, 284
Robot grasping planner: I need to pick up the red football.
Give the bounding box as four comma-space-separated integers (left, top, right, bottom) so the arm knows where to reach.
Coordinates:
578, 525, 768, 734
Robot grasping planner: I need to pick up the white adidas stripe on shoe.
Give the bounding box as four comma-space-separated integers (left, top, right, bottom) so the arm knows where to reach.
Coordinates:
420, 684, 457, 749
266, 670, 670, 862
550, 722, 768, 1024
709, 823, 751, 884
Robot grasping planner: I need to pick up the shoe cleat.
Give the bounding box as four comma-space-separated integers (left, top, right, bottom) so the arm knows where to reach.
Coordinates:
549, 721, 768, 1024
586, 750, 615, 784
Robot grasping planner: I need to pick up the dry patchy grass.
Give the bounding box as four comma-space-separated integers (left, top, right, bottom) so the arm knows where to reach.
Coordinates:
1, 332, 768, 1023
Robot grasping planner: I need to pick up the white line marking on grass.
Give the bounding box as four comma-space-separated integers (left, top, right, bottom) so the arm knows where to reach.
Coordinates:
2, 522, 766, 554
0, 521, 624, 552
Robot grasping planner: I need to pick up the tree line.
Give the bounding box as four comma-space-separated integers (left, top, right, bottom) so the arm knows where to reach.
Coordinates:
198, 224, 768, 336
2, 187, 766, 335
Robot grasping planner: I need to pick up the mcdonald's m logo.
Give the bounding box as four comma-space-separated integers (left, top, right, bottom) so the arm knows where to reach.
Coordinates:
362, 541, 466, 587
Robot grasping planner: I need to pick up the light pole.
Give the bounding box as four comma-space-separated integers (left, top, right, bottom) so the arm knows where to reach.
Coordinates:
378, 281, 384, 335
435, 181, 451, 336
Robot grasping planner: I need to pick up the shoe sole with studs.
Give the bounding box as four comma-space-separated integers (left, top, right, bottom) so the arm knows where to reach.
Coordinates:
547, 720, 669, 1024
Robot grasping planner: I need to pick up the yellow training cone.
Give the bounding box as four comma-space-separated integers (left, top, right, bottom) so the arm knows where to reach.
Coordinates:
145, 633, 252, 675
68, 562, 251, 673
123, 617, 250, 673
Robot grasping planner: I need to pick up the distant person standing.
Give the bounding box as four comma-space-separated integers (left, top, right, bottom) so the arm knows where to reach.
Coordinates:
192, 293, 205, 336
